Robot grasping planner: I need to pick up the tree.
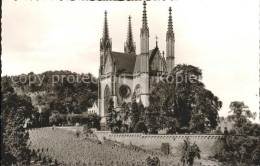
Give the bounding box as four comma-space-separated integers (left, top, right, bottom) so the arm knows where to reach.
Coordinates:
148, 64, 222, 133
1, 79, 33, 165
106, 99, 116, 131
134, 121, 148, 133
130, 101, 141, 129
213, 135, 260, 165
180, 137, 201, 166
252, 143, 260, 164
144, 106, 160, 134
228, 101, 257, 135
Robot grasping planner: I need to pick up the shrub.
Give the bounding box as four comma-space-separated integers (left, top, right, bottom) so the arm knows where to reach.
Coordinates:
229, 129, 236, 135
134, 121, 148, 133
83, 124, 93, 137
75, 130, 81, 138
180, 137, 200, 166
146, 156, 160, 166
48, 157, 52, 163
214, 129, 222, 134
213, 136, 260, 165
42, 156, 47, 163
112, 126, 120, 133
180, 126, 190, 133
121, 124, 129, 133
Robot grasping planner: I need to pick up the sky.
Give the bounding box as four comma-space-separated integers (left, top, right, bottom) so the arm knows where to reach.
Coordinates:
2, 0, 259, 122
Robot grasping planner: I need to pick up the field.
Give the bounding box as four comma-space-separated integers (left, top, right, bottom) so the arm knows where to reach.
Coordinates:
28, 127, 218, 165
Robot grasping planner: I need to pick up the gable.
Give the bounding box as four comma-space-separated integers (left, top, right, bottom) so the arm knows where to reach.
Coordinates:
103, 52, 113, 74
149, 48, 167, 72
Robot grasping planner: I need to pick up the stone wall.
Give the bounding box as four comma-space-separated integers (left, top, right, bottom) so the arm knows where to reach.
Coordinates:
94, 131, 224, 158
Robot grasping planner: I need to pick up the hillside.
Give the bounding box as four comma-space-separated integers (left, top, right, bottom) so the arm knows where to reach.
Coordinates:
2, 71, 98, 115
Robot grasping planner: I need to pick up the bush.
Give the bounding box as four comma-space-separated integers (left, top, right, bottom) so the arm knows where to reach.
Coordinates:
112, 126, 120, 133
180, 126, 190, 133
76, 130, 81, 138
180, 137, 200, 166
134, 121, 148, 133
146, 156, 160, 166
121, 124, 129, 133
213, 136, 259, 165
49, 113, 66, 126
229, 129, 236, 135
213, 129, 222, 134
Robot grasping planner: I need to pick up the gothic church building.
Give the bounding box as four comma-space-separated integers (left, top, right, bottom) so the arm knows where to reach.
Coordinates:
98, 1, 175, 125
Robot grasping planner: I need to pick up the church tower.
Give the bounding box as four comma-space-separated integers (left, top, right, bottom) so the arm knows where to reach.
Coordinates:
140, 1, 149, 65
124, 16, 136, 54
98, 11, 113, 122
166, 7, 175, 73
100, 11, 112, 75
139, 0, 150, 107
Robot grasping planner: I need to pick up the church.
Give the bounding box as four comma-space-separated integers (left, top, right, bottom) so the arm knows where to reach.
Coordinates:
98, 1, 175, 126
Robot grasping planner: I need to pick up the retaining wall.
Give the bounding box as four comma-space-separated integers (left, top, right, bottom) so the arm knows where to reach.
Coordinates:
94, 131, 224, 158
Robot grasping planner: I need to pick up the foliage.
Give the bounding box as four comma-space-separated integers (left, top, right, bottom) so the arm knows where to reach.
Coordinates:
227, 101, 258, 135
147, 64, 222, 134
180, 137, 201, 166
130, 101, 142, 129
146, 156, 160, 166
50, 113, 101, 128
1, 77, 32, 165
106, 99, 116, 131
134, 121, 148, 133
144, 106, 160, 134
213, 135, 260, 165
83, 124, 93, 137
2, 71, 98, 127
49, 112, 66, 125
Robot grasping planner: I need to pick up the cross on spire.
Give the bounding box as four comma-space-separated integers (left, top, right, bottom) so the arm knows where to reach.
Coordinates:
155, 35, 159, 47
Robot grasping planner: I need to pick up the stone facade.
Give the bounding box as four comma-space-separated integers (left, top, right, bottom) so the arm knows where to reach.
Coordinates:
98, 2, 175, 128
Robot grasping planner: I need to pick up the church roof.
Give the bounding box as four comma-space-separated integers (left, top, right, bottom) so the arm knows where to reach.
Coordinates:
134, 48, 160, 73
112, 51, 137, 74
112, 47, 166, 74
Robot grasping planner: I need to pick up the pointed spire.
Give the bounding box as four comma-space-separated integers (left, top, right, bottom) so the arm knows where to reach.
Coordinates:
125, 15, 136, 54
142, 1, 148, 30
100, 10, 112, 51
167, 7, 174, 39
103, 10, 109, 41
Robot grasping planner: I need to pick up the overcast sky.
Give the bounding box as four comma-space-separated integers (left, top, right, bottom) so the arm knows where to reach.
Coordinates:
2, 0, 259, 122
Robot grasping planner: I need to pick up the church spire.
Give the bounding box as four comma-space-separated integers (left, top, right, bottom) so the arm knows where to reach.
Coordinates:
140, 1, 149, 38
140, 0, 149, 54
142, 1, 148, 30
100, 10, 112, 51
166, 7, 174, 39
124, 16, 136, 54
166, 7, 175, 73
103, 11, 109, 40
